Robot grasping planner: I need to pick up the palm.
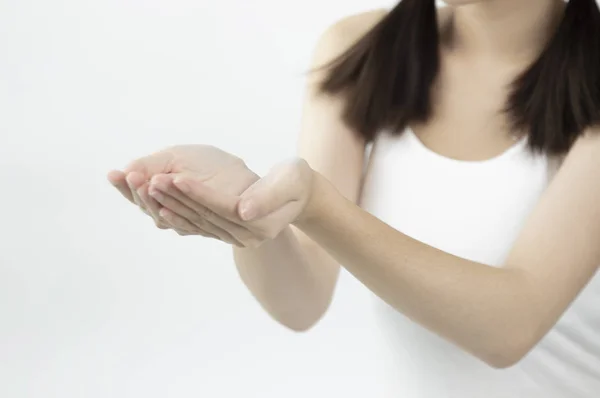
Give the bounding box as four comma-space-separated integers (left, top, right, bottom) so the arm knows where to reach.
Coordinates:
165, 145, 258, 196
108, 144, 258, 205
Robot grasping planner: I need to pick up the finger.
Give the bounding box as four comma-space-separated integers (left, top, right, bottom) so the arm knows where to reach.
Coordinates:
237, 161, 304, 221
149, 184, 198, 221
126, 171, 148, 210
137, 182, 164, 221
123, 151, 175, 180
159, 207, 243, 246
170, 174, 242, 223
157, 207, 213, 238
150, 175, 255, 243
107, 170, 135, 203
150, 186, 252, 244
150, 174, 204, 213
127, 173, 165, 228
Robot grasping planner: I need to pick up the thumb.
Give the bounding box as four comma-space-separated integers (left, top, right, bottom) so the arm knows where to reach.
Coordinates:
238, 162, 300, 221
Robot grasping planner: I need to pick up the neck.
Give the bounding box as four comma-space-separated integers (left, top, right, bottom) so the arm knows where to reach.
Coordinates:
448, 0, 566, 63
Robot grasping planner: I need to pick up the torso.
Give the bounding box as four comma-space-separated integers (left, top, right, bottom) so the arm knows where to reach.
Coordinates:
345, 6, 599, 397
357, 128, 600, 397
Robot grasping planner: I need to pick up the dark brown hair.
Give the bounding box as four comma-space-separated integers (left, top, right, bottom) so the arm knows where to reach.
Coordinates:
319, 0, 600, 155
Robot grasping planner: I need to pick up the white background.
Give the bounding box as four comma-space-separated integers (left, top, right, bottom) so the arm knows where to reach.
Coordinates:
0, 1, 407, 397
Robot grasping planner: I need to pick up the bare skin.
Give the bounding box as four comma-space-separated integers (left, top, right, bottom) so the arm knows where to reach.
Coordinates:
109, 10, 385, 331
108, 0, 600, 368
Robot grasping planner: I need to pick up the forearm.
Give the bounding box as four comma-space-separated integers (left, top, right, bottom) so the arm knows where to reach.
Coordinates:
233, 226, 339, 331
295, 173, 538, 367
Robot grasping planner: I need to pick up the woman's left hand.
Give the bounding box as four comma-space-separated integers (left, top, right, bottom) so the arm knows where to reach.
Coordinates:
148, 158, 315, 247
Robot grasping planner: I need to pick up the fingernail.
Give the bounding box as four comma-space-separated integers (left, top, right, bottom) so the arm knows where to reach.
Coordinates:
173, 178, 190, 193
159, 208, 170, 219
149, 189, 163, 201
239, 200, 256, 221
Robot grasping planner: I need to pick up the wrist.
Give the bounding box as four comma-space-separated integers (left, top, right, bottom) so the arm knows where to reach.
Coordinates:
294, 169, 330, 228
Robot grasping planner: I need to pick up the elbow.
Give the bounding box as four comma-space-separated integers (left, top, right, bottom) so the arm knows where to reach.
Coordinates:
272, 299, 332, 333
481, 329, 538, 369
274, 284, 336, 333
484, 348, 528, 369
278, 309, 326, 333
283, 319, 318, 333
480, 283, 543, 369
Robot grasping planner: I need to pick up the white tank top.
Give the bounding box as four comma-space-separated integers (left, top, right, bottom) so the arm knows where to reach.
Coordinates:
358, 128, 600, 398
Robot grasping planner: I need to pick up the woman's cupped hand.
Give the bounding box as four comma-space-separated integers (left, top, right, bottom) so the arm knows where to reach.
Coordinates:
107, 145, 314, 248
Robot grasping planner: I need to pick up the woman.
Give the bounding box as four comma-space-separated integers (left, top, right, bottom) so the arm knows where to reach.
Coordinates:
108, 0, 600, 396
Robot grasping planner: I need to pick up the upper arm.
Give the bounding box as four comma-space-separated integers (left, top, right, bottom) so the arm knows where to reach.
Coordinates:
291, 10, 387, 281
506, 130, 600, 342
296, 10, 386, 201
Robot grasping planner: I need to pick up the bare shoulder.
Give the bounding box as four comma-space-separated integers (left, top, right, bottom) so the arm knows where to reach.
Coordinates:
325, 6, 453, 40
313, 6, 452, 67
562, 126, 600, 166
328, 9, 388, 38
312, 9, 388, 65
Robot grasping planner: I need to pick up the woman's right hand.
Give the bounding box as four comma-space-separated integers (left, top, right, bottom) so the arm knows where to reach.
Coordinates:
107, 145, 260, 243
